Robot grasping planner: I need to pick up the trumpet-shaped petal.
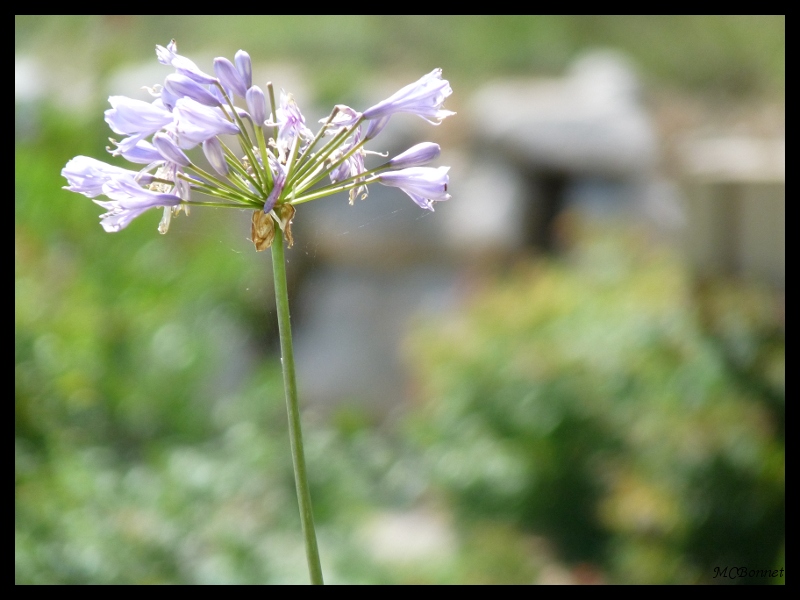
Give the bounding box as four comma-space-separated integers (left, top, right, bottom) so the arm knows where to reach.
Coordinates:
264, 156, 287, 213
329, 128, 368, 203
172, 97, 240, 149
164, 74, 220, 107
379, 166, 450, 211
364, 115, 390, 140
156, 40, 218, 85
388, 142, 441, 169
234, 50, 252, 89
118, 140, 163, 165
267, 92, 314, 150
321, 105, 362, 132
214, 57, 247, 98
153, 132, 192, 167
246, 85, 267, 126
202, 137, 229, 176
104, 96, 173, 154
362, 69, 455, 125
62, 156, 152, 198
94, 174, 181, 232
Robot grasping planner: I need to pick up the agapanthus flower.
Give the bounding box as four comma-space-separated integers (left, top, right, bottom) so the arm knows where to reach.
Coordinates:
214, 57, 248, 98
118, 140, 164, 165
268, 91, 314, 152
59, 41, 457, 588
388, 142, 441, 169
164, 74, 221, 107
202, 137, 229, 176
156, 40, 217, 85
234, 50, 252, 89
94, 174, 181, 232
362, 68, 455, 125
246, 86, 268, 126
153, 132, 191, 167
62, 156, 153, 198
378, 166, 450, 211
63, 41, 454, 241
322, 105, 362, 131
105, 96, 173, 154
328, 126, 370, 203
171, 97, 240, 149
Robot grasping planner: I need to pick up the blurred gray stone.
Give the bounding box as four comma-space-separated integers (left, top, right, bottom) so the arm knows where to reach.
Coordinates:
461, 50, 664, 251
468, 50, 657, 177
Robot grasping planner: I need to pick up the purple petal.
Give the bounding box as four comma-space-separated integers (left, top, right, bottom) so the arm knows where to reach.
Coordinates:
153, 132, 192, 167
235, 50, 252, 89
164, 74, 220, 107
214, 57, 247, 98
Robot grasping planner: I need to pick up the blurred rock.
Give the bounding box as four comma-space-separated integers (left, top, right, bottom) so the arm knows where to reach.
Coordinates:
679, 136, 785, 288
463, 50, 665, 251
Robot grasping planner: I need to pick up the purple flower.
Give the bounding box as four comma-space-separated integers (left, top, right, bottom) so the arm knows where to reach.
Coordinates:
202, 138, 229, 176
246, 85, 267, 126
214, 57, 248, 98
234, 50, 252, 89
388, 143, 441, 169
363, 116, 390, 141
62, 156, 152, 198
118, 140, 164, 165
378, 166, 451, 211
321, 105, 362, 132
156, 40, 218, 85
94, 174, 181, 232
264, 156, 287, 213
104, 96, 173, 154
171, 97, 240, 149
267, 92, 313, 150
153, 132, 191, 167
362, 69, 455, 125
329, 128, 368, 203
164, 74, 220, 107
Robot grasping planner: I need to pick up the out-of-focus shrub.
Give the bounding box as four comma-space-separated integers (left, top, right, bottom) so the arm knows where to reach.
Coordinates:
405, 223, 784, 584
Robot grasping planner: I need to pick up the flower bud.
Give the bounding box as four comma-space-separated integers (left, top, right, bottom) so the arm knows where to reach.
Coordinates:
202, 137, 229, 176
164, 74, 220, 107
364, 116, 389, 141
388, 142, 441, 169
246, 85, 267, 126
153, 133, 192, 167
235, 50, 252, 89
214, 57, 247, 98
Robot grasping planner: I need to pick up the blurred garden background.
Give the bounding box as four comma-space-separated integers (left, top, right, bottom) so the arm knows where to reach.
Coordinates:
16, 16, 784, 584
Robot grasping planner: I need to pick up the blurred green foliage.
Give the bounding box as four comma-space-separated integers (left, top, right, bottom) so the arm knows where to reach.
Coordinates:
15, 15, 785, 104
405, 223, 785, 584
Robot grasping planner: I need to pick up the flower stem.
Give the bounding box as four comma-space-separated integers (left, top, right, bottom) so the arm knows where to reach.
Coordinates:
270, 227, 324, 585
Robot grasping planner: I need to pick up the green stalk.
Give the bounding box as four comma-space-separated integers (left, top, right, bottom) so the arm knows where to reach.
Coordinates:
270, 227, 324, 585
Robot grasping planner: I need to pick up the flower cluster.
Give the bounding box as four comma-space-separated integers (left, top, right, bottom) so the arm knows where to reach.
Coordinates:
62, 41, 454, 249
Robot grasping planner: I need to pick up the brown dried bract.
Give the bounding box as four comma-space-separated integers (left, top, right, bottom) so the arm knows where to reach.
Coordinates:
275, 204, 296, 248
251, 209, 275, 252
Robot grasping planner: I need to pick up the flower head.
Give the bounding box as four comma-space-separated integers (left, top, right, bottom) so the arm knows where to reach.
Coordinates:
62, 42, 454, 242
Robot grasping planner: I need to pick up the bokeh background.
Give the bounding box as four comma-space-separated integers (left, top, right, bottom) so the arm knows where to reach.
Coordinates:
16, 16, 784, 584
